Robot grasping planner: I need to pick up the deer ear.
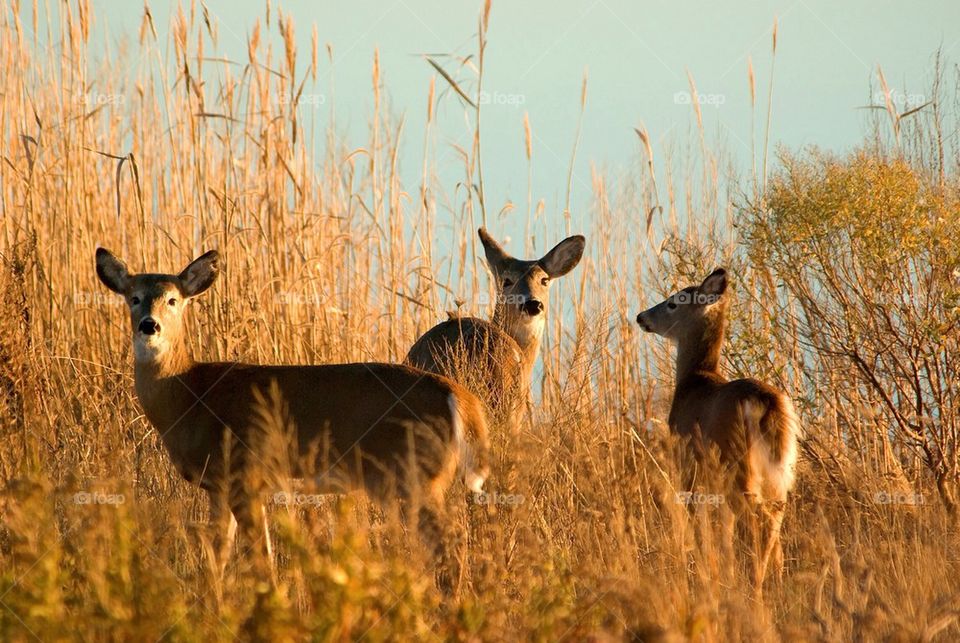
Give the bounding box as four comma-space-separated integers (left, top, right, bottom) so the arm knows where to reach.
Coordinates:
700, 268, 728, 296
96, 248, 131, 294
178, 250, 220, 297
539, 235, 585, 278
478, 227, 510, 272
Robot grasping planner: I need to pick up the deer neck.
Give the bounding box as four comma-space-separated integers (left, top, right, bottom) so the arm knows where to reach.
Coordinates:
516, 338, 541, 390
492, 302, 544, 386
675, 310, 726, 386
133, 337, 196, 422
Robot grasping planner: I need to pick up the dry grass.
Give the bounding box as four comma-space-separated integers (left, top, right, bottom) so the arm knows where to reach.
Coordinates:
1, 1, 958, 640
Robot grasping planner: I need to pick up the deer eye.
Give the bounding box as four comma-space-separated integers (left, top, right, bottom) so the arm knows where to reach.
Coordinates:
131, 296, 141, 305
503, 278, 514, 288
667, 301, 678, 310
540, 277, 549, 287
168, 298, 178, 306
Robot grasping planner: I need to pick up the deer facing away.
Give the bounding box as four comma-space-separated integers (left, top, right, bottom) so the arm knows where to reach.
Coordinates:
96, 248, 489, 581
405, 228, 585, 428
635, 268, 799, 585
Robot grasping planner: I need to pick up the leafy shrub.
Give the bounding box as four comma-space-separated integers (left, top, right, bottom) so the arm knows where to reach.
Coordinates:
745, 148, 960, 507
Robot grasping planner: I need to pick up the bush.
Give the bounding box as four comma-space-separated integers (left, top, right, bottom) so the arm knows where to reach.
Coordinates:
745, 148, 960, 507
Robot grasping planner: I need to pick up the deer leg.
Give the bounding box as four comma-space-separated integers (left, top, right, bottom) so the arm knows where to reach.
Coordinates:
735, 434, 768, 595
417, 499, 461, 597
732, 463, 764, 595
759, 500, 786, 587
393, 474, 460, 598
737, 494, 763, 595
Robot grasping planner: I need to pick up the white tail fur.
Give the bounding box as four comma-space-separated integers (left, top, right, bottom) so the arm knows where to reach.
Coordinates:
450, 394, 486, 493
742, 397, 799, 503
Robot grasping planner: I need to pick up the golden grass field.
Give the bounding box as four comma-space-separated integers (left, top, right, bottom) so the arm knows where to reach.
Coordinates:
1, 1, 959, 640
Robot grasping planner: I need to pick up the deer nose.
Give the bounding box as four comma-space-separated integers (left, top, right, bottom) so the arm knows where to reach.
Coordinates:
636, 314, 651, 332
522, 299, 544, 316
138, 318, 160, 335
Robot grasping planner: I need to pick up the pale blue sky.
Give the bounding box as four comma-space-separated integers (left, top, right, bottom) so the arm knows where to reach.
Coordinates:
25, 1, 960, 237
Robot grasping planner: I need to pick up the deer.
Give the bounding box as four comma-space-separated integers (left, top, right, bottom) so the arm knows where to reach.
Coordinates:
405, 228, 585, 431
635, 268, 799, 588
95, 248, 489, 587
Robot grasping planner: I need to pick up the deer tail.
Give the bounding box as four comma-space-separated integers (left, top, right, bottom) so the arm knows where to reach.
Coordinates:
448, 392, 490, 493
